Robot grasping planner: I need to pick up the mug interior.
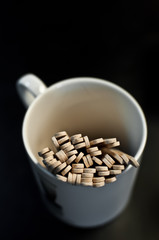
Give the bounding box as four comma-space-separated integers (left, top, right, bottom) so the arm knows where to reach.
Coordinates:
23, 78, 147, 169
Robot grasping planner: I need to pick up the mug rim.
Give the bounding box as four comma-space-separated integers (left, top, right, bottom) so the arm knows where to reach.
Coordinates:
22, 77, 147, 176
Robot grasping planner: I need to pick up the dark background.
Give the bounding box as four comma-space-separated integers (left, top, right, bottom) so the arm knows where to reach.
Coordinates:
0, 2, 159, 239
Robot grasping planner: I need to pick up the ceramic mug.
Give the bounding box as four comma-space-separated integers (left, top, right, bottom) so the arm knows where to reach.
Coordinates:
16, 74, 147, 228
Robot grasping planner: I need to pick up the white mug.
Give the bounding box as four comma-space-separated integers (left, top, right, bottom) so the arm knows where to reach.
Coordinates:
16, 74, 147, 228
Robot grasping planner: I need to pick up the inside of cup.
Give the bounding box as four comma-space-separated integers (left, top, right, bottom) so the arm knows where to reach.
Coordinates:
23, 78, 145, 164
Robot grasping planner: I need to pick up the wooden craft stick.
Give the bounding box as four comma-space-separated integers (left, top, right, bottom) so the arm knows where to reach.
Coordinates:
87, 147, 99, 153
104, 154, 115, 165
53, 162, 67, 174
75, 152, 84, 163
72, 137, 84, 145
112, 165, 125, 170
45, 158, 57, 166
90, 138, 104, 146
82, 156, 90, 168
58, 135, 69, 145
52, 136, 60, 149
38, 147, 50, 156
112, 149, 129, 164
105, 176, 117, 183
81, 173, 94, 178
104, 141, 120, 148
83, 136, 90, 148
44, 155, 54, 162
98, 171, 110, 176
68, 172, 73, 183
90, 150, 102, 157
83, 168, 96, 174
60, 141, 71, 150
56, 174, 67, 182
95, 166, 108, 171
126, 154, 140, 167
92, 156, 103, 165
102, 157, 112, 168
92, 177, 105, 183
86, 154, 93, 167
81, 178, 92, 184
74, 142, 86, 150
110, 170, 122, 175
102, 148, 123, 164
43, 150, 54, 158
93, 182, 105, 187
49, 160, 61, 171
103, 138, 117, 144
71, 168, 84, 174
66, 150, 78, 157
119, 153, 129, 165
61, 165, 72, 176
70, 134, 82, 141
81, 182, 93, 186
54, 131, 67, 138
56, 150, 68, 162
72, 173, 77, 184
72, 163, 84, 169
63, 144, 74, 153
76, 174, 81, 184
66, 154, 77, 165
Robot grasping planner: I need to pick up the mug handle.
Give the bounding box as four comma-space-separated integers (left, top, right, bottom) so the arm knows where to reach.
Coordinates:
16, 73, 47, 108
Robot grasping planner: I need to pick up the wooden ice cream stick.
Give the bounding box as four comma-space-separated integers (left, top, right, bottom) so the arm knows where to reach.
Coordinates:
83, 168, 96, 174
72, 163, 84, 169
98, 171, 110, 176
38, 147, 50, 157
82, 156, 90, 168
93, 181, 105, 187
70, 134, 82, 141
110, 169, 122, 175
102, 148, 123, 164
103, 138, 117, 144
75, 152, 84, 163
72, 137, 84, 145
86, 154, 93, 167
104, 141, 120, 148
90, 138, 104, 146
105, 176, 117, 183
52, 136, 60, 150
54, 131, 68, 138
61, 165, 72, 176
56, 174, 67, 182
92, 156, 103, 165
81, 173, 94, 178
87, 147, 99, 153
76, 174, 81, 184
93, 177, 105, 183
58, 135, 69, 145
112, 165, 125, 170
53, 162, 67, 174
66, 154, 77, 165
83, 136, 90, 148
95, 166, 108, 171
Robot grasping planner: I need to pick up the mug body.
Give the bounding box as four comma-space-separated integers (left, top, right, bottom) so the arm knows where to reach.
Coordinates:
22, 77, 147, 227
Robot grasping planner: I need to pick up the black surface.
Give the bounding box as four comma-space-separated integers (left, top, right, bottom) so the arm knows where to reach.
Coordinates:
0, 2, 159, 239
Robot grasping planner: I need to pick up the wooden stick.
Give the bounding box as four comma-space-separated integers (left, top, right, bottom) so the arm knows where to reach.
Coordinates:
90, 138, 104, 146
75, 152, 84, 163
92, 156, 103, 165
54, 131, 67, 139
105, 176, 117, 183
61, 165, 72, 176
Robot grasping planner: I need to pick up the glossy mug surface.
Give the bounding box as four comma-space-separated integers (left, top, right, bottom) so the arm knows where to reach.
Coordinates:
16, 74, 147, 228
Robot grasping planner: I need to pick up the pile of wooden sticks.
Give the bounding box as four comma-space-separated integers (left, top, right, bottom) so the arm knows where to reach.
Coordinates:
38, 131, 139, 187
